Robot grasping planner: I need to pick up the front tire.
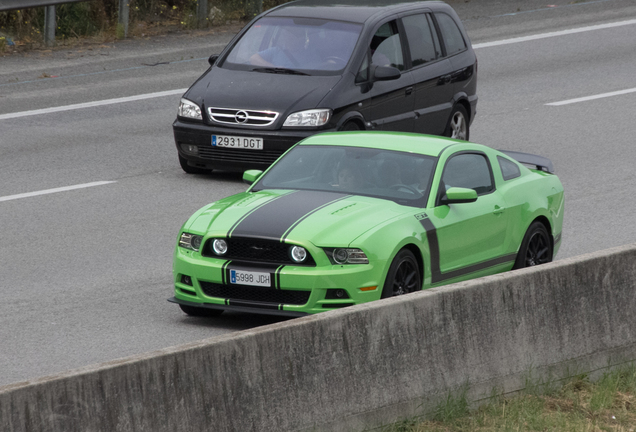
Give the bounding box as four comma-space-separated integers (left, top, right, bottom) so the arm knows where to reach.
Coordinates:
340, 121, 362, 131
445, 105, 469, 141
381, 249, 421, 298
513, 221, 553, 269
179, 304, 224, 317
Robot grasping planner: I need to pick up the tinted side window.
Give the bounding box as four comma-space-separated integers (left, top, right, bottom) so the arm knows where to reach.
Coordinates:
370, 21, 405, 70
402, 13, 440, 66
357, 20, 405, 82
441, 153, 493, 195
498, 156, 521, 181
435, 13, 466, 56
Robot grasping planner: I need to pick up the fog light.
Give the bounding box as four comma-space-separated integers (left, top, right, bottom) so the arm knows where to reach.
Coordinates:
325, 289, 350, 300
212, 239, 228, 255
180, 143, 199, 155
181, 275, 193, 286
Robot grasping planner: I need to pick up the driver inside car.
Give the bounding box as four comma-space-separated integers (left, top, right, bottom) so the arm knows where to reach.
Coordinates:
250, 27, 320, 69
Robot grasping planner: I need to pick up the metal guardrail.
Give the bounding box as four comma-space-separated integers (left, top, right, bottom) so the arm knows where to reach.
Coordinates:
0, 0, 86, 11
0, 0, 262, 47
0, 0, 129, 46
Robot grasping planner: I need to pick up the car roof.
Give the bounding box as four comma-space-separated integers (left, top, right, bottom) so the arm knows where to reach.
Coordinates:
298, 131, 470, 157
266, 0, 449, 24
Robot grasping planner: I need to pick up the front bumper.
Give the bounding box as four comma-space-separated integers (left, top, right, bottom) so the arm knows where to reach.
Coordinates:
172, 247, 386, 316
173, 119, 337, 172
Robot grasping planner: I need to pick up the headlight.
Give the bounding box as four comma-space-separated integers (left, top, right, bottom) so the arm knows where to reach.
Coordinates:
283, 109, 331, 127
178, 98, 202, 120
325, 248, 369, 265
179, 233, 204, 251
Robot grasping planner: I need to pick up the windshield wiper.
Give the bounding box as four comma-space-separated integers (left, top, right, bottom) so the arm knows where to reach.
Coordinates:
252, 67, 309, 76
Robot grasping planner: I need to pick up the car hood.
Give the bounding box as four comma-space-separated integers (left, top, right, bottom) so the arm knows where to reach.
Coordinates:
186, 67, 343, 124
185, 189, 411, 246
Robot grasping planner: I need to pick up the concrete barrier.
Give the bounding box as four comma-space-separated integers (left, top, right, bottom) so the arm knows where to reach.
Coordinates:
2, 243, 636, 431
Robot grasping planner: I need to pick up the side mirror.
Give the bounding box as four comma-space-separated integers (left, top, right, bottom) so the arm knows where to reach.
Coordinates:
441, 187, 478, 205
208, 54, 219, 66
371, 65, 401, 82
243, 169, 263, 185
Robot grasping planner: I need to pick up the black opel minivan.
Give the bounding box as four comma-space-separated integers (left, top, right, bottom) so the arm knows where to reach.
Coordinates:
173, 0, 477, 173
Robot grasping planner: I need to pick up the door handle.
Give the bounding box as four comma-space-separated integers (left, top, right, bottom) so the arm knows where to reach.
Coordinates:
405, 86, 413, 96
437, 75, 451, 85
493, 205, 506, 215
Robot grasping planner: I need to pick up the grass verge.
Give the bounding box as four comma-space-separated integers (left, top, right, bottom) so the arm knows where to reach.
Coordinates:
384, 364, 636, 432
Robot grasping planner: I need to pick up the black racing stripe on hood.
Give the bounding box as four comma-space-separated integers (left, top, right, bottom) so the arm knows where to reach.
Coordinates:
230, 190, 349, 241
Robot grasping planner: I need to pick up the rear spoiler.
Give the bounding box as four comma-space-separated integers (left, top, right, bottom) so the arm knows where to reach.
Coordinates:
499, 150, 554, 174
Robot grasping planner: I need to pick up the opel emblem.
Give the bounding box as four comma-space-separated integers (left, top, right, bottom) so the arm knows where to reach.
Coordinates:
235, 110, 249, 123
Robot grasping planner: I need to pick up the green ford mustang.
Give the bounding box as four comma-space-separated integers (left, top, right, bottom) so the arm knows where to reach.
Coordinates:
170, 132, 564, 317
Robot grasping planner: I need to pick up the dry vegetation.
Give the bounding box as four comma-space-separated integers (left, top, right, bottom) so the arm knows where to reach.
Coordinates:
0, 0, 287, 53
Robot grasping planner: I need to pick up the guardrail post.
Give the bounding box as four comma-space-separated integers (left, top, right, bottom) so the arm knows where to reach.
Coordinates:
197, 0, 208, 28
118, 0, 129, 38
44, 5, 56, 46
245, 0, 262, 21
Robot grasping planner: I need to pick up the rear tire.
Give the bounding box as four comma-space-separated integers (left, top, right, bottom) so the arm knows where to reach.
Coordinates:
179, 304, 224, 317
444, 105, 469, 141
381, 249, 421, 298
513, 221, 553, 269
179, 154, 211, 174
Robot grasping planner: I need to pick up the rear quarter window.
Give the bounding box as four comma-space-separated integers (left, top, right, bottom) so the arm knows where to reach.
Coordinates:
498, 156, 521, 181
435, 13, 466, 56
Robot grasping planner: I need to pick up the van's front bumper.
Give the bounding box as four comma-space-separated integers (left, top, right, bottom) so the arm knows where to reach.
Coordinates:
173, 119, 336, 172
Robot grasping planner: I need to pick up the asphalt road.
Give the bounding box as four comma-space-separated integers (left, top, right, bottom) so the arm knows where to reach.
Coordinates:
1, 0, 635, 387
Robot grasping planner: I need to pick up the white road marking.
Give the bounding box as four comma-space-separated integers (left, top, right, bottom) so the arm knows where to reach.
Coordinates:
546, 87, 636, 106
0, 181, 116, 202
0, 88, 187, 121
473, 18, 636, 49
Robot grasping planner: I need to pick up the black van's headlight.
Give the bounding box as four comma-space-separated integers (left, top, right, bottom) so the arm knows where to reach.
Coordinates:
283, 109, 331, 127
178, 98, 202, 120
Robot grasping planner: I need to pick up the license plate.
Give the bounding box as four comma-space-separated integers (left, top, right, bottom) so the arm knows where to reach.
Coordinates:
212, 135, 263, 150
230, 269, 271, 287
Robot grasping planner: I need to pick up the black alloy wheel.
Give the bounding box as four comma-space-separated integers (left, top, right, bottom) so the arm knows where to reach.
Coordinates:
513, 221, 553, 269
381, 249, 421, 298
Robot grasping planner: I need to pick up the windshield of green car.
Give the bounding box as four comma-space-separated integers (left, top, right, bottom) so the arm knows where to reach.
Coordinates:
222, 17, 363, 75
252, 145, 437, 206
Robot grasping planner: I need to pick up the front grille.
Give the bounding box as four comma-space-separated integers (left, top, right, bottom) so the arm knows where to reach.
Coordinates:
200, 281, 311, 305
208, 107, 279, 126
197, 146, 284, 164
202, 238, 316, 266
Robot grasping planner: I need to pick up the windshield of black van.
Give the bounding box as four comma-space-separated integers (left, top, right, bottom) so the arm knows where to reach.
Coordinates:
223, 17, 362, 75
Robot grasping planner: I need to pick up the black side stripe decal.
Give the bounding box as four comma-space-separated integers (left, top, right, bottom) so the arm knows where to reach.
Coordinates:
230, 190, 348, 241
418, 217, 516, 283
